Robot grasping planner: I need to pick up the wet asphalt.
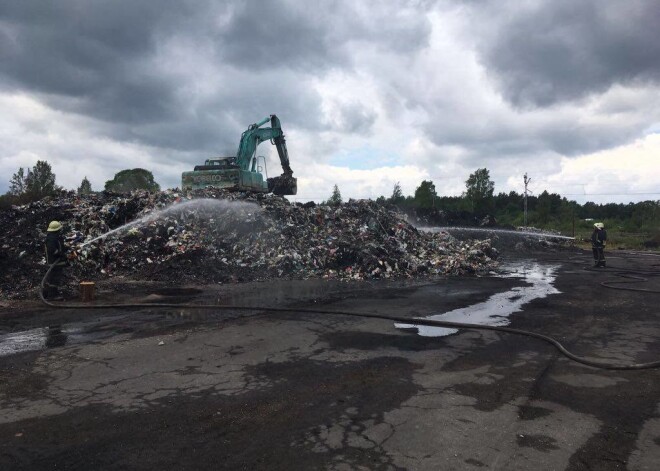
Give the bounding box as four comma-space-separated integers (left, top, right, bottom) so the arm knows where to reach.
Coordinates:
1, 250, 659, 470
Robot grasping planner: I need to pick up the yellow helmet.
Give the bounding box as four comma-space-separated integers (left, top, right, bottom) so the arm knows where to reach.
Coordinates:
47, 221, 63, 232
594, 222, 604, 230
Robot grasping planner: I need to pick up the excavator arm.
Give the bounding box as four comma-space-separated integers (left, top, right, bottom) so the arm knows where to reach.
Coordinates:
236, 127, 279, 169
269, 115, 293, 176
235, 115, 297, 195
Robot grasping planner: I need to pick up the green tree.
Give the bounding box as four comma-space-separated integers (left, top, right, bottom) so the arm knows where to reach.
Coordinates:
9, 167, 27, 196
105, 168, 160, 193
465, 168, 494, 215
631, 201, 658, 231
414, 180, 437, 209
389, 182, 405, 205
78, 176, 93, 195
326, 184, 342, 206
25, 160, 58, 199
536, 190, 552, 225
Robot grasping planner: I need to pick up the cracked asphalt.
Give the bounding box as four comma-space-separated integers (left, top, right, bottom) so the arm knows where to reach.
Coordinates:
1, 251, 659, 470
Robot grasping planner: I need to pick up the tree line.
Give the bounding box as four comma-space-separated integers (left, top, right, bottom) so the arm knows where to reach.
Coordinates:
3, 160, 657, 236
327, 168, 659, 235
1, 162, 159, 208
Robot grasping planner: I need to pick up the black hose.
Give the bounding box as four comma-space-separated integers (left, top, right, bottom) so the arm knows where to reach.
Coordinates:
599, 272, 660, 293
39, 263, 660, 371
571, 258, 660, 294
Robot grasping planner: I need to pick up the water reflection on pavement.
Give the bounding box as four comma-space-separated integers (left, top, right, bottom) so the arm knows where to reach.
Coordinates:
395, 262, 561, 337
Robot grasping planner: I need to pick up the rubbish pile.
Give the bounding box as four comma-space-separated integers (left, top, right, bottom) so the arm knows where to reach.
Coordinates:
0, 190, 499, 299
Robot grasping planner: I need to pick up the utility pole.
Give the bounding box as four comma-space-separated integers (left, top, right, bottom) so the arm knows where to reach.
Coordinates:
523, 173, 530, 227
572, 207, 575, 238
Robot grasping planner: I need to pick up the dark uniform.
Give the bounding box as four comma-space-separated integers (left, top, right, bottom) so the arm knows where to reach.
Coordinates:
591, 224, 607, 267
44, 223, 68, 298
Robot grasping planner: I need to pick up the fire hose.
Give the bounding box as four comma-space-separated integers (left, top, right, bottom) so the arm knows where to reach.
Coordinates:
39, 259, 660, 371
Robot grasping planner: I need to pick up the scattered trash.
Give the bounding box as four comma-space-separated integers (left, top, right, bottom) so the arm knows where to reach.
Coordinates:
0, 189, 499, 299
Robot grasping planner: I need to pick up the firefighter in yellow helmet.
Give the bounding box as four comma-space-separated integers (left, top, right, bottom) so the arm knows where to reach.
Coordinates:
44, 221, 69, 299
591, 222, 607, 267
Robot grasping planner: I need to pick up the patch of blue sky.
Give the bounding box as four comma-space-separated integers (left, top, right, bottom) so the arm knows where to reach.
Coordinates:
643, 122, 660, 134
329, 146, 401, 170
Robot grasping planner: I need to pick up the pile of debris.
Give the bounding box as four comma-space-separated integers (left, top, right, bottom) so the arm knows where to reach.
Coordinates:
0, 190, 499, 299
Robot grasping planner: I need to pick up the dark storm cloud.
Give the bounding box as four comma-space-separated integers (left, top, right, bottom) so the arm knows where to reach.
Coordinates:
0, 0, 208, 131
215, 1, 345, 71
120, 70, 325, 157
215, 1, 431, 71
474, 0, 660, 107
0, 0, 328, 155
0, 0, 430, 157
0, 1, 194, 97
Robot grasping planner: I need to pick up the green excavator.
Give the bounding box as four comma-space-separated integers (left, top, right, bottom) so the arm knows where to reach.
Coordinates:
181, 114, 297, 195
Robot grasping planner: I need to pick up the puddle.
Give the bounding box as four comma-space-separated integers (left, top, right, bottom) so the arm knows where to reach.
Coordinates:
0, 267, 560, 354
0, 326, 83, 356
0, 280, 345, 357
0, 328, 49, 356
0, 322, 117, 357
395, 262, 561, 337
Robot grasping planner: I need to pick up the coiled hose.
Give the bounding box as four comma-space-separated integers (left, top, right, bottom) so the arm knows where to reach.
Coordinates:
39, 259, 660, 371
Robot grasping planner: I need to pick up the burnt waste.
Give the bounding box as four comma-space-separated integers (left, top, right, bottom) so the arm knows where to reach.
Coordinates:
1, 189, 499, 299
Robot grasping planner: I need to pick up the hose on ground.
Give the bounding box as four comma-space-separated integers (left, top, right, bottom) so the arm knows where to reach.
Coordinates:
557, 256, 660, 293
599, 272, 660, 293
39, 261, 660, 371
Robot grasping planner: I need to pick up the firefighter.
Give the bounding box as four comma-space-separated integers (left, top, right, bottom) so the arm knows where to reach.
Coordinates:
44, 221, 68, 299
591, 222, 607, 268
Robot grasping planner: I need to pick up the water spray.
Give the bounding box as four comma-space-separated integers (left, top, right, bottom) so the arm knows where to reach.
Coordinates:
80, 198, 261, 247
420, 226, 575, 240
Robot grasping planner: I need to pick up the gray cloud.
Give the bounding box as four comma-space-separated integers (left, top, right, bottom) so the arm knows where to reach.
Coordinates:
471, 0, 660, 107
214, 1, 345, 71
0, 1, 195, 97
214, 1, 431, 71
119, 70, 326, 156
330, 102, 378, 134
423, 106, 648, 160
0, 0, 428, 159
1, 1, 659, 201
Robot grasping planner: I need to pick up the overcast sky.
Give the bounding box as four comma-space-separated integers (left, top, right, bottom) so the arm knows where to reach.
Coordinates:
1, 0, 659, 204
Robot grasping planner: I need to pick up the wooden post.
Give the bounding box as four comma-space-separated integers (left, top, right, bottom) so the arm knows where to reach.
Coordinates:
80, 281, 95, 302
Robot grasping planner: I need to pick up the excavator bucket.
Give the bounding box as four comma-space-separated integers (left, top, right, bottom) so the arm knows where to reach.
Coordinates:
268, 174, 297, 196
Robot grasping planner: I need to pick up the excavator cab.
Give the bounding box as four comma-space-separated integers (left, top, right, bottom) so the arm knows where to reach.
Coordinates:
193, 158, 237, 171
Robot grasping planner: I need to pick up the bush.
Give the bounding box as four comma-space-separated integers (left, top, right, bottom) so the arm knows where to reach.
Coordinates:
105, 169, 160, 193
